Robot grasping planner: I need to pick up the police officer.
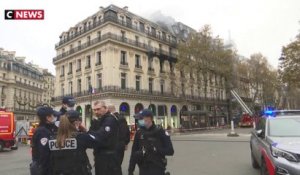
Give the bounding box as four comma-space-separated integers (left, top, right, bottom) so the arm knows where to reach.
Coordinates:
30, 107, 58, 175
108, 104, 130, 165
89, 100, 122, 175
58, 96, 87, 132
49, 110, 96, 175
59, 96, 76, 116
128, 109, 174, 175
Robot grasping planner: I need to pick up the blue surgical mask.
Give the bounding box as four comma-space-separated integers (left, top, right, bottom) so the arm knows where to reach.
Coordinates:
138, 120, 145, 127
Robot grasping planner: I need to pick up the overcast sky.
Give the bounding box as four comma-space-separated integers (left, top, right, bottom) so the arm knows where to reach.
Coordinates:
1, 0, 299, 74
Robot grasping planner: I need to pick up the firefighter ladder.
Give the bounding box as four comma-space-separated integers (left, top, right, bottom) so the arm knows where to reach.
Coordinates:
231, 90, 253, 115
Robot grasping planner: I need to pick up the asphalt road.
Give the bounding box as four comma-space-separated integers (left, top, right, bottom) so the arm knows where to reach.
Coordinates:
0, 128, 259, 175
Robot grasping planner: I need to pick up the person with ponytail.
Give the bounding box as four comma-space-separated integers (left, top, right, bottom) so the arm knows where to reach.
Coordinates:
49, 110, 96, 175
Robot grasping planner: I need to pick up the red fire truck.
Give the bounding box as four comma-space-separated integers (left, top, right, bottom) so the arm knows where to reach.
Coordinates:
0, 111, 18, 151
239, 113, 254, 127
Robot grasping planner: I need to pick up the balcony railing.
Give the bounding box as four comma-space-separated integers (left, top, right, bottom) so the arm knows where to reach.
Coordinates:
120, 62, 128, 66
53, 32, 178, 63
148, 67, 154, 71
147, 67, 155, 75
119, 62, 129, 70
55, 15, 177, 48
135, 65, 142, 69
1, 94, 6, 99
160, 70, 166, 74
52, 85, 227, 103
14, 108, 36, 113
15, 81, 44, 92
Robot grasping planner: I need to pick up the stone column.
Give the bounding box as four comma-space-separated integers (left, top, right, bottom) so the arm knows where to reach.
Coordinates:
6, 85, 14, 111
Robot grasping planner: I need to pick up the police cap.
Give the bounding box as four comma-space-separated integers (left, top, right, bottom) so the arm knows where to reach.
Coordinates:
37, 107, 54, 119
62, 96, 76, 107
134, 109, 153, 119
66, 110, 80, 122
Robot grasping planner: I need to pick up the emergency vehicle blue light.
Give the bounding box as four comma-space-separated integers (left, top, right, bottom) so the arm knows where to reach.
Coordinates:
264, 110, 274, 115
264, 110, 276, 117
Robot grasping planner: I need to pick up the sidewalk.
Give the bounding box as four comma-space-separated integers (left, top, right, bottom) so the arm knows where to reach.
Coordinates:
169, 126, 253, 136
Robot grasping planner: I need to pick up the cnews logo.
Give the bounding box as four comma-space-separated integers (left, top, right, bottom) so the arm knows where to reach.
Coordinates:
4, 10, 44, 20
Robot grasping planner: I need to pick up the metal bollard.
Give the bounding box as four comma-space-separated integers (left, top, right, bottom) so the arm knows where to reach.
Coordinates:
227, 120, 239, 137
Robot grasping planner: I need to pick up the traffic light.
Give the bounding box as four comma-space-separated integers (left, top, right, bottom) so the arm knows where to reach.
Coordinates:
76, 107, 82, 116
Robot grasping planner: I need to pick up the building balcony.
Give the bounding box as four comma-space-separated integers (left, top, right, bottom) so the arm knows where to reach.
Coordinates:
14, 108, 36, 114
76, 68, 81, 72
67, 73, 73, 79
1, 94, 6, 99
59, 75, 65, 81
160, 70, 166, 73
179, 94, 227, 103
95, 63, 103, 71
134, 65, 143, 73
52, 86, 176, 101
76, 70, 82, 77
84, 67, 92, 74
119, 62, 129, 70
148, 67, 154, 71
147, 67, 155, 75
159, 70, 167, 77
15, 81, 44, 92
51, 85, 227, 105
53, 32, 177, 64
55, 15, 177, 49
147, 48, 177, 61
135, 65, 142, 69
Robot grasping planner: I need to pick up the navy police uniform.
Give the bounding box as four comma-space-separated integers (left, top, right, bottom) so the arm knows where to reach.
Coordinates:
113, 112, 130, 165
49, 133, 95, 175
30, 107, 58, 175
49, 110, 96, 175
89, 112, 122, 175
128, 110, 174, 175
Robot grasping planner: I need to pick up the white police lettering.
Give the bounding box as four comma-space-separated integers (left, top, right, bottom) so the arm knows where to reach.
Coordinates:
105, 126, 111, 132
165, 131, 170, 136
40, 138, 48, 146
49, 138, 77, 151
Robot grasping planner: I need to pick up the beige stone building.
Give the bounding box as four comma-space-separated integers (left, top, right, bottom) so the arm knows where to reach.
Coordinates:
0, 48, 46, 121
41, 69, 55, 106
52, 5, 228, 129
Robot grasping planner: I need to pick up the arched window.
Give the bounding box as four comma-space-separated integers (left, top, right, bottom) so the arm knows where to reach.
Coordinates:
119, 102, 130, 116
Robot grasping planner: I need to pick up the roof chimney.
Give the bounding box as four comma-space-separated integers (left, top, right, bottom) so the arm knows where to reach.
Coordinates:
123, 6, 128, 11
